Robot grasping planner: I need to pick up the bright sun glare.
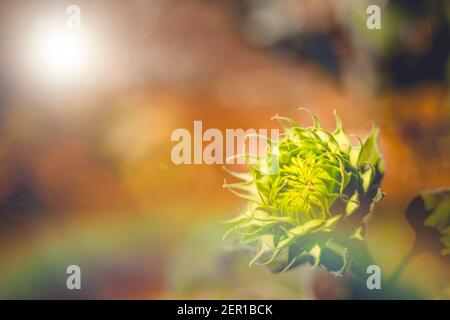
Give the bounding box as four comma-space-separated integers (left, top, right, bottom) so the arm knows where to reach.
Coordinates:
31, 24, 91, 82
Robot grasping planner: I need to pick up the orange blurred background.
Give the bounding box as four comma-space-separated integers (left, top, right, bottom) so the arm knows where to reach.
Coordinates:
0, 0, 449, 299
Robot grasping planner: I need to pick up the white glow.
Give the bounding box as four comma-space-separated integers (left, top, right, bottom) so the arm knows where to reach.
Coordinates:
31, 24, 92, 82
38, 31, 85, 72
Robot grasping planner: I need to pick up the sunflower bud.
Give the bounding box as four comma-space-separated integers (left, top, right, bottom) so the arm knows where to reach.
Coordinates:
223, 110, 385, 276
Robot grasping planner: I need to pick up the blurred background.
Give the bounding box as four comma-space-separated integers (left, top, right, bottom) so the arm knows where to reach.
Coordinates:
0, 0, 449, 299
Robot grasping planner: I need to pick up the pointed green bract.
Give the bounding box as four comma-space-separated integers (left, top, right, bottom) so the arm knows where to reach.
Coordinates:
224, 111, 385, 275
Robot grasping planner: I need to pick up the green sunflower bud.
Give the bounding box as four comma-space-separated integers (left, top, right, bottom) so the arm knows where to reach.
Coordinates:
223, 110, 385, 276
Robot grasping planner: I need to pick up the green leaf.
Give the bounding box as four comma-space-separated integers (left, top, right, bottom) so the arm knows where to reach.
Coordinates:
369, 187, 384, 213
350, 226, 364, 241
320, 240, 350, 277
323, 214, 342, 231
249, 235, 276, 266
308, 244, 322, 268
421, 189, 450, 232
406, 188, 450, 256
350, 143, 362, 169
287, 219, 326, 236
357, 126, 384, 175
346, 191, 360, 216
332, 111, 351, 154
361, 165, 375, 193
